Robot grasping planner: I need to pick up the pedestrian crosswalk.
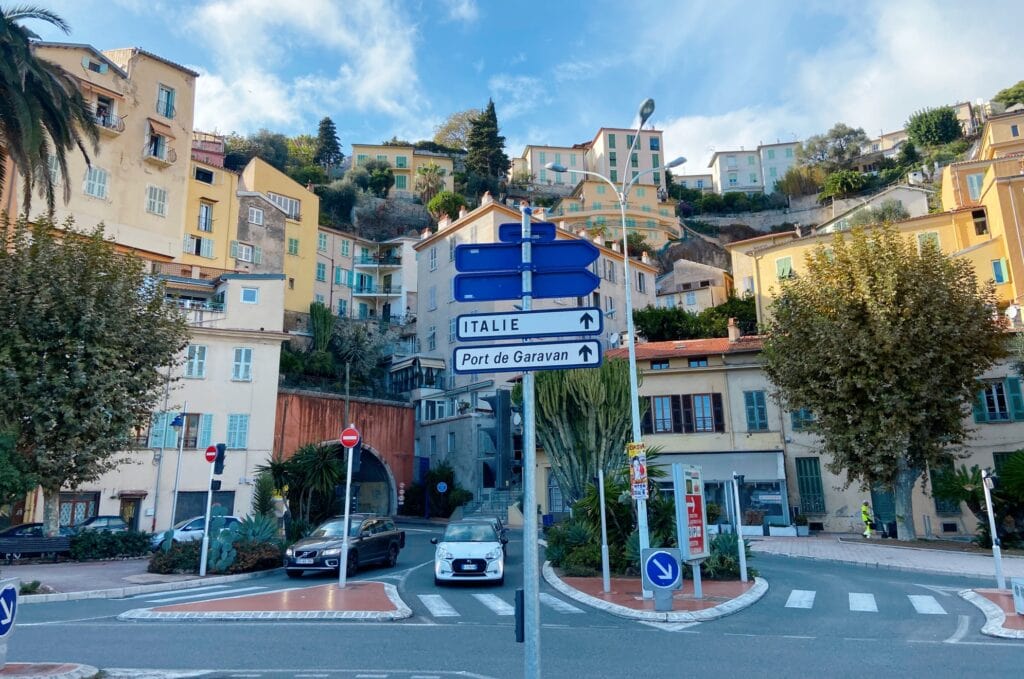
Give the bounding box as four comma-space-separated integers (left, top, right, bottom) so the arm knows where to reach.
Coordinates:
416, 592, 584, 619
782, 589, 947, 615
124, 584, 269, 604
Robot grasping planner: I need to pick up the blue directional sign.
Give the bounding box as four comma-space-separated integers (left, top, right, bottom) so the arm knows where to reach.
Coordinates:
455, 240, 599, 273
498, 221, 557, 243
0, 583, 17, 638
641, 548, 682, 591
436, 481, 448, 494
454, 269, 601, 302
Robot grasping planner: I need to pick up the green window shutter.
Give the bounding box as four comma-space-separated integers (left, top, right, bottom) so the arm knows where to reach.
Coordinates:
1006, 377, 1024, 420
147, 413, 167, 448
641, 397, 653, 434
930, 464, 960, 514
227, 414, 239, 449
744, 391, 757, 431
167, 88, 176, 116
164, 416, 179, 448
198, 414, 213, 449
230, 240, 239, 258
973, 389, 987, 423
253, 246, 262, 264
200, 238, 214, 259
182, 235, 191, 253
795, 457, 826, 514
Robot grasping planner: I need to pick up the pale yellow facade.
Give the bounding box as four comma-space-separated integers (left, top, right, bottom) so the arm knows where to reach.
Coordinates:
656, 259, 733, 313
350, 144, 455, 198
586, 128, 668, 191
16, 44, 197, 261
978, 110, 1024, 159
181, 157, 239, 270
512, 145, 583, 187
550, 179, 679, 248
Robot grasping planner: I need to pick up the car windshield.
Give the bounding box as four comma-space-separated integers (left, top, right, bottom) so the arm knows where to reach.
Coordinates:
173, 517, 197, 530
442, 524, 498, 542
309, 520, 361, 538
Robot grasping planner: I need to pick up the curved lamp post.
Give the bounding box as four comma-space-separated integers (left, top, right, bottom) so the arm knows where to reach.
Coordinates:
546, 98, 685, 594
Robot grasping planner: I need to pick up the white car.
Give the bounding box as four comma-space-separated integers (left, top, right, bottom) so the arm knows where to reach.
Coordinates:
432, 521, 508, 585
150, 515, 241, 550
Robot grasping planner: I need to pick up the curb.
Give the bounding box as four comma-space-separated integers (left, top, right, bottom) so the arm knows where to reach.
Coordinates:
20, 567, 285, 604
0, 663, 100, 678
959, 589, 1024, 640
541, 561, 768, 622
835, 536, 1024, 560
749, 548, 1012, 581
116, 581, 413, 622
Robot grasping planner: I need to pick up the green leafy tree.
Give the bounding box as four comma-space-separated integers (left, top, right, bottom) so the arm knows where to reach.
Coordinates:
427, 190, 467, 221
847, 199, 911, 228
761, 225, 1005, 540
314, 116, 343, 171
309, 301, 334, 352
993, 80, 1024, 108
224, 129, 290, 171
286, 134, 317, 167
363, 159, 394, 198
0, 215, 190, 535
896, 140, 921, 167
415, 162, 446, 205
626, 232, 653, 258
633, 295, 756, 341
906, 106, 963, 147
819, 169, 866, 201
931, 464, 985, 523
0, 5, 99, 215
0, 427, 36, 515
798, 123, 869, 171
329, 317, 397, 389
345, 166, 371, 193
315, 179, 358, 227
465, 99, 510, 196
776, 165, 826, 198
433, 108, 481, 151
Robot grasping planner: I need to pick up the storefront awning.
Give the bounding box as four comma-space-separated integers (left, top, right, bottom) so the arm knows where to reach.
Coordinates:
80, 80, 123, 100
657, 451, 785, 482
147, 117, 176, 139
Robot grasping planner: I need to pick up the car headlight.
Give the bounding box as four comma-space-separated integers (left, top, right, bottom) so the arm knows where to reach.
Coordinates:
285, 548, 293, 556
322, 548, 341, 556
436, 546, 453, 560
485, 547, 502, 560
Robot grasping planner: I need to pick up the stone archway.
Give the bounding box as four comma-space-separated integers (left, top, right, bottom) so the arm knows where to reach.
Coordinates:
321, 441, 398, 516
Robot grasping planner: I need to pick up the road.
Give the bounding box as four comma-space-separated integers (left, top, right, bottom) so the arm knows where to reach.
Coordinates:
8, 523, 1024, 678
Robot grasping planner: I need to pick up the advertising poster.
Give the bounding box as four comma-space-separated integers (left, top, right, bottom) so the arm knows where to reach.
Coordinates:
627, 442, 648, 500
683, 465, 709, 560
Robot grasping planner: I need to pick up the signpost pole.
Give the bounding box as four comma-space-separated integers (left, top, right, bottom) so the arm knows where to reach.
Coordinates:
198, 453, 216, 577
981, 469, 1005, 589
672, 464, 689, 596
169, 400, 188, 531
598, 468, 611, 593
732, 473, 748, 583
520, 205, 541, 679
339, 424, 359, 590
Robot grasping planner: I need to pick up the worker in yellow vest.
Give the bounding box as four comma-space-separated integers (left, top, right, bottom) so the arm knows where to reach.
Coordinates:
861, 501, 874, 538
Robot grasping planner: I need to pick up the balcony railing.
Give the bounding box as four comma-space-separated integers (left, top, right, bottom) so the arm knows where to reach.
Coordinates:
168, 299, 224, 313
144, 145, 178, 166
354, 254, 402, 266
94, 113, 125, 134
352, 284, 402, 296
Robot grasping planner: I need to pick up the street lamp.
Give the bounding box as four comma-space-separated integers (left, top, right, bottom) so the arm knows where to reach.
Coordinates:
981, 468, 1005, 589
168, 404, 187, 530
547, 98, 686, 588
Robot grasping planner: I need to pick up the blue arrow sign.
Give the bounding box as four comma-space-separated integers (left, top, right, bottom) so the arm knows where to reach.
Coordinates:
455, 240, 599, 274
0, 583, 17, 638
454, 269, 600, 302
498, 222, 557, 243
643, 550, 681, 590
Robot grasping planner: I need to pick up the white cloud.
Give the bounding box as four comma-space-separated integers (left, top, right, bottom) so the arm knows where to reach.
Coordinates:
440, 0, 479, 23
488, 75, 551, 121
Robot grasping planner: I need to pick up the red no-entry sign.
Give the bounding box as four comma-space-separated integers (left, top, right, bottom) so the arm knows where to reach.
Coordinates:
205, 445, 217, 463
340, 426, 360, 448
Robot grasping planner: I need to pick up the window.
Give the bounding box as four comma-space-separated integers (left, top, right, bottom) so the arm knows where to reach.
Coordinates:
337, 299, 348, 316
632, 171, 639, 180
626, 134, 635, 148
969, 208, 988, 236
696, 179, 704, 189
156, 85, 175, 118
643, 394, 724, 434
427, 326, 437, 351
395, 175, 407, 190
776, 256, 793, 280
84, 167, 108, 199
226, 414, 249, 449
769, 166, 777, 178
930, 462, 961, 514
376, 154, 387, 162
356, 154, 368, 165
966, 173, 984, 201
637, 272, 646, 293
688, 357, 708, 368
742, 276, 755, 294
693, 394, 714, 432
396, 155, 408, 168
795, 457, 826, 514
287, 238, 299, 256
316, 262, 327, 282
994, 452, 1016, 475
198, 202, 213, 231
1012, 124, 1020, 138
148, 130, 168, 160
448, 432, 456, 454
428, 286, 437, 310
685, 291, 696, 306
314, 293, 324, 304
917, 232, 939, 252
47, 155, 60, 185
429, 247, 438, 271
185, 345, 207, 379
993, 258, 1009, 284
449, 318, 457, 343
975, 378, 1024, 423
318, 233, 328, 251
747, 155, 755, 166
785, 147, 794, 158
539, 169, 548, 183
234, 242, 255, 263
341, 240, 351, 257
631, 153, 639, 168
791, 408, 815, 431
240, 287, 259, 304
653, 396, 673, 433
194, 167, 214, 184
610, 170, 618, 183
609, 151, 617, 166
267, 192, 301, 219
607, 133, 616, 148
727, 155, 737, 168
728, 173, 738, 186
146, 186, 167, 216
650, 360, 669, 370
605, 296, 615, 315
184, 235, 214, 258
650, 137, 660, 151
248, 207, 264, 225
651, 154, 659, 169
749, 173, 758, 184
232, 347, 253, 381
744, 390, 769, 431
596, 184, 606, 195
767, 149, 776, 160
603, 259, 616, 282
653, 172, 660, 184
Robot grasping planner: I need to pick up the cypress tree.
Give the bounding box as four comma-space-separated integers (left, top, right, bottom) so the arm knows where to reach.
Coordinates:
465, 99, 510, 181
314, 117, 343, 171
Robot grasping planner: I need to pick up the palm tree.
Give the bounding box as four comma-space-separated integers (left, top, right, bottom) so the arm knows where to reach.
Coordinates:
415, 162, 446, 205
0, 5, 99, 215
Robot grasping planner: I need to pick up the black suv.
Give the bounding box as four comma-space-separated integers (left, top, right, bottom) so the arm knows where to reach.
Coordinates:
285, 514, 406, 578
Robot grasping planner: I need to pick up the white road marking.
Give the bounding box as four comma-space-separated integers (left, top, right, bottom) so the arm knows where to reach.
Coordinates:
125, 584, 229, 600
638, 621, 701, 632
418, 594, 460, 617
908, 594, 947, 615
785, 589, 816, 609
944, 614, 971, 644
914, 584, 960, 598
848, 593, 878, 612
473, 593, 515, 615
147, 586, 266, 603
539, 593, 583, 614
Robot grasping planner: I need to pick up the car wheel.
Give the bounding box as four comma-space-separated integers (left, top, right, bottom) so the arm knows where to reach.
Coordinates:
434, 576, 443, 587
386, 545, 399, 568
346, 551, 358, 576
497, 575, 504, 586
286, 569, 303, 579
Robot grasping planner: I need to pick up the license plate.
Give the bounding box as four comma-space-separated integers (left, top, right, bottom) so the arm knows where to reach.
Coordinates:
461, 563, 478, 571
295, 558, 314, 565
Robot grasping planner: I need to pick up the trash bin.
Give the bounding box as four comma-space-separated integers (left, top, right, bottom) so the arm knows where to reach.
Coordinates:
886, 521, 898, 540
542, 514, 554, 528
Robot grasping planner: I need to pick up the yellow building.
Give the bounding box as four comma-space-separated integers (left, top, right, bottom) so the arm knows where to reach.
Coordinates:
350, 144, 455, 199
550, 179, 679, 248
13, 43, 198, 262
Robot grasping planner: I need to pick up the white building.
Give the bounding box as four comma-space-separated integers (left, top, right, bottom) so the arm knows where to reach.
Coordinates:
709, 142, 799, 195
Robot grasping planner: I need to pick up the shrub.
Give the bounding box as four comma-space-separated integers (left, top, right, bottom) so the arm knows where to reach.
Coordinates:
235, 515, 279, 545
229, 541, 282, 573
700, 531, 758, 580
70, 530, 152, 561
148, 540, 201, 574
19, 580, 41, 595
562, 563, 598, 577
287, 518, 314, 542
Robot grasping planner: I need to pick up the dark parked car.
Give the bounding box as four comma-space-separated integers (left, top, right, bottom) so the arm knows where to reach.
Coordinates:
0, 523, 74, 560
462, 515, 509, 555
75, 515, 128, 533
285, 514, 405, 578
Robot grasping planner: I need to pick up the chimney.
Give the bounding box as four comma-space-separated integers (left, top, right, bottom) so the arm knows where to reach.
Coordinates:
482, 191, 493, 205
611, 241, 620, 252
420, 227, 432, 240
728, 317, 741, 343
438, 214, 452, 231
641, 251, 650, 265
458, 206, 468, 219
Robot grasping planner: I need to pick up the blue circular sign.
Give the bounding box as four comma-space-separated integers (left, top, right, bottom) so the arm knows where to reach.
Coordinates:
643, 550, 681, 589
436, 481, 449, 494
0, 583, 17, 638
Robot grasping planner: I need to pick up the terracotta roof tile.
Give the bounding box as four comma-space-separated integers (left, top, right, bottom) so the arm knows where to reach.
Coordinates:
606, 335, 762, 360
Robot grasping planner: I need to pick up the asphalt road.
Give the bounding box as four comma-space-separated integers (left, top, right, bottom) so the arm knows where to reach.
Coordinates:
8, 523, 1024, 678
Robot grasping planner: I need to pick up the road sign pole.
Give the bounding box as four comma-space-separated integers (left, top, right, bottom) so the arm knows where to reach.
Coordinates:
198, 451, 216, 577
732, 474, 748, 583
339, 424, 359, 590
673, 464, 702, 599
598, 468, 611, 594
520, 205, 541, 679
169, 399, 187, 531
982, 469, 1005, 589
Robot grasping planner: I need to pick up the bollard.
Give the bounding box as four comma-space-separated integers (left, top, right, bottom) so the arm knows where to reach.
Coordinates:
515, 588, 525, 643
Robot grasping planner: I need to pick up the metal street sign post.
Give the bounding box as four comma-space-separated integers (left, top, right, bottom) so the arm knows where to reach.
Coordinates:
454, 269, 601, 302
673, 464, 709, 599
453, 339, 602, 375
198, 441, 219, 577
204, 445, 217, 463
0, 579, 17, 665
641, 548, 682, 612
456, 308, 603, 342
339, 424, 360, 589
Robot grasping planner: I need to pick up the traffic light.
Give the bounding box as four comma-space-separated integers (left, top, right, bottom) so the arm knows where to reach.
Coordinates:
214, 443, 226, 475
337, 442, 362, 474
480, 390, 512, 488
211, 479, 222, 491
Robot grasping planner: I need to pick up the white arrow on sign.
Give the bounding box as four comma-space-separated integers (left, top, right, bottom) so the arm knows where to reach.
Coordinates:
1, 596, 12, 626
453, 339, 602, 375
651, 558, 675, 583
456, 307, 603, 341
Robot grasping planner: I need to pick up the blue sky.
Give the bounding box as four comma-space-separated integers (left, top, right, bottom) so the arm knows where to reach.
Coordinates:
36, 0, 1024, 169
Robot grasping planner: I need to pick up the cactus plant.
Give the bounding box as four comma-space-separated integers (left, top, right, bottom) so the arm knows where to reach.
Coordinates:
205, 508, 239, 574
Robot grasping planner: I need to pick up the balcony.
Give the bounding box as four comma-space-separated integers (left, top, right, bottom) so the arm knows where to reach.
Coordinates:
94, 113, 125, 136
352, 283, 402, 297
354, 254, 402, 267
144, 144, 177, 167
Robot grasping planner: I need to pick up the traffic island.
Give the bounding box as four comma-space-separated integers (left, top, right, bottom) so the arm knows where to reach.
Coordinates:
0, 663, 99, 678
960, 588, 1024, 640
542, 562, 767, 622
118, 581, 412, 621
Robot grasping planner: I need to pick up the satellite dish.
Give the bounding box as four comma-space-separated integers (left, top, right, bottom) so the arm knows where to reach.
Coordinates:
608, 332, 621, 347
1007, 305, 1019, 320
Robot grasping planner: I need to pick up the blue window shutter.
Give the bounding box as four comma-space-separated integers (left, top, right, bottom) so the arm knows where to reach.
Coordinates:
99, 62, 108, 74
163, 416, 179, 448
744, 391, 757, 431
238, 415, 249, 449
81, 57, 91, 69
972, 389, 987, 423
791, 411, 800, 430
200, 238, 214, 258
1006, 377, 1024, 420
182, 235, 191, 253
148, 412, 167, 448
227, 415, 239, 448
198, 414, 213, 449
253, 247, 262, 264
230, 240, 239, 258
167, 88, 176, 116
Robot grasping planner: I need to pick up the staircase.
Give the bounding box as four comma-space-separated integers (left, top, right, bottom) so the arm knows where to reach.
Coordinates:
461, 489, 513, 521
